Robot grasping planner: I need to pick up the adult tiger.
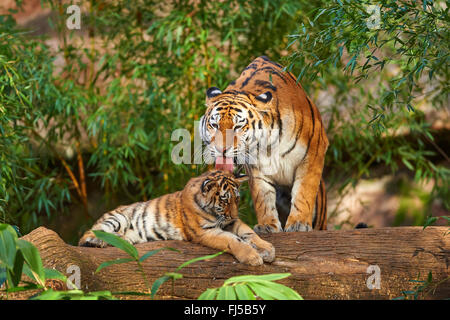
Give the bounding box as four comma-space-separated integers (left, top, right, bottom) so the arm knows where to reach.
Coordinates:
199, 56, 328, 233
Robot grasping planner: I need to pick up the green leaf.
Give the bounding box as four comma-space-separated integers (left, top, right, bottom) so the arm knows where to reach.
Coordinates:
16, 239, 45, 285
95, 258, 135, 273
224, 273, 291, 285
139, 247, 180, 262
44, 268, 67, 282
8, 249, 24, 287
197, 288, 218, 300
31, 289, 116, 300
255, 281, 303, 300
111, 291, 152, 297
223, 285, 237, 300
423, 216, 438, 229
176, 251, 223, 270
165, 272, 183, 280
233, 283, 256, 300
30, 289, 67, 300
247, 282, 284, 300
216, 286, 228, 300
0, 224, 19, 270
150, 275, 170, 299
93, 230, 138, 260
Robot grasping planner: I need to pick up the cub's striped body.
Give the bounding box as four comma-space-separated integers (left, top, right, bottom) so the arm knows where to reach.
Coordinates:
199, 56, 329, 233
79, 170, 275, 266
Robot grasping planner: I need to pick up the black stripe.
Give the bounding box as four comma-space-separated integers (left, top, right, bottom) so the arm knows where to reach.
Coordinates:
240, 66, 281, 88
254, 80, 277, 91
275, 98, 282, 135
264, 68, 287, 84
253, 176, 276, 189
136, 209, 144, 240
154, 198, 162, 230
103, 220, 116, 231
244, 63, 258, 71
154, 229, 165, 240
240, 71, 258, 88
285, 70, 298, 85
109, 216, 122, 232
307, 97, 316, 134
223, 90, 250, 98
300, 98, 316, 162
282, 107, 303, 157
141, 209, 148, 241
313, 128, 322, 161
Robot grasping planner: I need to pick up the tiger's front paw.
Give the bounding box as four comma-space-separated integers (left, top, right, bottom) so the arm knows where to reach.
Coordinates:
234, 247, 264, 266
256, 240, 275, 263
253, 223, 282, 235
284, 221, 312, 232
78, 231, 107, 248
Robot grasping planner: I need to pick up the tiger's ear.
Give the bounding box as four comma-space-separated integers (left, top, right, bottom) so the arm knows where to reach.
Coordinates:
234, 173, 249, 185
255, 91, 272, 103
201, 179, 214, 194
206, 87, 222, 100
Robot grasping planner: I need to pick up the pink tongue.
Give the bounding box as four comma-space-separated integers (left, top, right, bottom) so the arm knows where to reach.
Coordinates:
215, 156, 234, 172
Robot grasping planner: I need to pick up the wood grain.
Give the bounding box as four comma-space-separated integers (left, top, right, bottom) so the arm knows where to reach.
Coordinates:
4, 226, 449, 300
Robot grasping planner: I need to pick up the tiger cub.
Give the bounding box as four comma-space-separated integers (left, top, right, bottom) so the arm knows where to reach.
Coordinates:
79, 170, 275, 266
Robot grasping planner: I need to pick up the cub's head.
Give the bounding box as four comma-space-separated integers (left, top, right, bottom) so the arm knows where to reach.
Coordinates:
199, 87, 274, 172
185, 170, 248, 224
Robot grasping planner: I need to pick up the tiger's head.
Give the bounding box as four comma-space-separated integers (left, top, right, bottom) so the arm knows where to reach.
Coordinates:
199, 87, 274, 172
185, 170, 248, 225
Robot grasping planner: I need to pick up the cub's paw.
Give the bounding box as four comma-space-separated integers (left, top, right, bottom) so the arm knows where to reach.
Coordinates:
241, 251, 264, 266
284, 221, 312, 232
234, 247, 264, 266
253, 223, 282, 235
256, 241, 275, 263
78, 231, 107, 248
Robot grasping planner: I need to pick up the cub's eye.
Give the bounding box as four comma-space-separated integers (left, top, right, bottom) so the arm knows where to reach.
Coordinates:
210, 123, 218, 130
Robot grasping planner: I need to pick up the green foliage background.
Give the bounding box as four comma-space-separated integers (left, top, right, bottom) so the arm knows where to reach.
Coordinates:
0, 0, 448, 242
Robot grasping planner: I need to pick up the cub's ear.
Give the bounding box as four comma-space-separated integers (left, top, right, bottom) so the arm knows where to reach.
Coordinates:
201, 179, 214, 194
206, 87, 222, 99
254, 91, 272, 103
234, 173, 249, 185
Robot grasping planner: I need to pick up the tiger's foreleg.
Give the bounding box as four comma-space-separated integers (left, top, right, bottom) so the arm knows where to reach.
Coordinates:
225, 219, 275, 262
284, 156, 325, 232
196, 228, 264, 266
248, 169, 283, 234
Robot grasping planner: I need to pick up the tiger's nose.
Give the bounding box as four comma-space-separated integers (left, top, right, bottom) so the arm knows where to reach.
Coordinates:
215, 146, 231, 155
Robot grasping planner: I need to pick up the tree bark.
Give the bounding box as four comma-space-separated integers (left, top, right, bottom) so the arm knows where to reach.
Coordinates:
4, 226, 449, 300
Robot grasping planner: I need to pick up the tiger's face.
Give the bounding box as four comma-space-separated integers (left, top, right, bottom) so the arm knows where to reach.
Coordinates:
199, 87, 273, 172
189, 170, 248, 225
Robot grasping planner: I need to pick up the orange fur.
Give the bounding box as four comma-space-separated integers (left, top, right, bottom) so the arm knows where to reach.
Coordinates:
79, 170, 275, 266
200, 56, 328, 233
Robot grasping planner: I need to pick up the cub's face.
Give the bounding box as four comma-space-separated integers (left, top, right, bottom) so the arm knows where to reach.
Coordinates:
199, 87, 273, 172
189, 170, 247, 224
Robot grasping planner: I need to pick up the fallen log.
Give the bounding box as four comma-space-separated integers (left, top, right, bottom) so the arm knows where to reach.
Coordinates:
4, 226, 449, 300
